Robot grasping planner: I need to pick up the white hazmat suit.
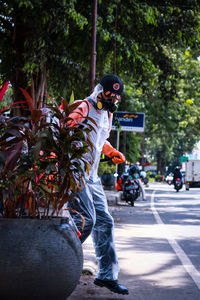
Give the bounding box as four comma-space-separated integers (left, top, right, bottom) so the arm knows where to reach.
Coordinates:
67, 82, 125, 281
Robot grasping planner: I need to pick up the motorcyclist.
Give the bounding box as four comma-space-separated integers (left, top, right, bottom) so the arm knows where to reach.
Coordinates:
128, 164, 146, 201
64, 75, 128, 295
115, 161, 130, 191
173, 166, 183, 186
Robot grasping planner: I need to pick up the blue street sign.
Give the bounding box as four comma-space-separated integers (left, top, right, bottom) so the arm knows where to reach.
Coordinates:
112, 111, 145, 132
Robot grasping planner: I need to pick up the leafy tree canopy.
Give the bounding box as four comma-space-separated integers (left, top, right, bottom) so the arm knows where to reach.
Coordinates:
1, 0, 200, 171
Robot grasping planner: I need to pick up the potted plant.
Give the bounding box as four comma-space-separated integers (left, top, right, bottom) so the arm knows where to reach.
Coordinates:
0, 85, 95, 300
98, 159, 116, 190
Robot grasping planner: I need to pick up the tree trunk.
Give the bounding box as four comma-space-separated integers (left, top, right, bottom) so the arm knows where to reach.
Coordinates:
12, 8, 28, 116
11, 6, 47, 117
31, 62, 47, 109
157, 150, 165, 174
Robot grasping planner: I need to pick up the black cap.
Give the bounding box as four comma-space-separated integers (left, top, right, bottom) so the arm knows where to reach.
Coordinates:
100, 74, 124, 100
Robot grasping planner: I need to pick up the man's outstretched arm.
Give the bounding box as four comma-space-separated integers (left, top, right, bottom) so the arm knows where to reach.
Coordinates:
102, 141, 125, 164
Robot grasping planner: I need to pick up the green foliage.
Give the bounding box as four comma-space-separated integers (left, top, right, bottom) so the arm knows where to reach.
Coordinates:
0, 84, 13, 110
143, 47, 200, 171
1, 0, 200, 173
146, 171, 156, 180
98, 161, 116, 177
155, 174, 164, 182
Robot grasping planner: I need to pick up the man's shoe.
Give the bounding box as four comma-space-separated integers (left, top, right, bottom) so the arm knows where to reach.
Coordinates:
94, 278, 129, 295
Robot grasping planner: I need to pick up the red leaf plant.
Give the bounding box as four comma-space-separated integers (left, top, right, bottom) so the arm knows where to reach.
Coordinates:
0, 87, 96, 218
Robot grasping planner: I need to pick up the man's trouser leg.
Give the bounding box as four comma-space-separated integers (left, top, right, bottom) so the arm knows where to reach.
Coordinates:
88, 180, 120, 281
67, 183, 96, 243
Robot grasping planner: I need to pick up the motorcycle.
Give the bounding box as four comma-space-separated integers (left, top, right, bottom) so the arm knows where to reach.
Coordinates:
100, 156, 140, 206
174, 178, 183, 192
167, 178, 173, 185
165, 173, 173, 185
120, 173, 140, 206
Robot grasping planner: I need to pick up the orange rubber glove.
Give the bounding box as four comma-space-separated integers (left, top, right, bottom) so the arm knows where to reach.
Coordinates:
102, 143, 125, 164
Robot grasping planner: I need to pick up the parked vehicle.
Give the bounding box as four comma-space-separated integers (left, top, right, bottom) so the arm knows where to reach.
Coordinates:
174, 177, 183, 192
185, 159, 200, 190
165, 173, 173, 185
120, 173, 140, 206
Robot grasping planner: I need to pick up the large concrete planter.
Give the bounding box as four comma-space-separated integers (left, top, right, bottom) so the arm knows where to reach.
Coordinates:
101, 173, 115, 189
0, 218, 83, 300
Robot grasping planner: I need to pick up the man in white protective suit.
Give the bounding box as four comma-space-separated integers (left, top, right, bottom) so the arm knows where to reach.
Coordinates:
66, 75, 129, 295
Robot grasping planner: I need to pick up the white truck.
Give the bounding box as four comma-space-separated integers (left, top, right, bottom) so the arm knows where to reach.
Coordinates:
185, 159, 200, 190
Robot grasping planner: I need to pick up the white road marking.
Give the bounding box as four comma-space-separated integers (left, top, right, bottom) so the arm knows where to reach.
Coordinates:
151, 190, 200, 290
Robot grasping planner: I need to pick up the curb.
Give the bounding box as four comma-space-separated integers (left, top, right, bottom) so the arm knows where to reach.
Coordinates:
104, 189, 121, 206
82, 261, 97, 276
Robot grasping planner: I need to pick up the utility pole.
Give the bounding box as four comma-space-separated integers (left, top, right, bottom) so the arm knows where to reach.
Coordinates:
90, 0, 97, 93
113, 5, 118, 74
141, 133, 145, 170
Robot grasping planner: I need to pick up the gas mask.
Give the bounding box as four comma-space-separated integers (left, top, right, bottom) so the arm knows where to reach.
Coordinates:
96, 93, 119, 113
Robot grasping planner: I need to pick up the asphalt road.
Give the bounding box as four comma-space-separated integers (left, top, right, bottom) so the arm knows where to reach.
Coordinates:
68, 182, 200, 300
